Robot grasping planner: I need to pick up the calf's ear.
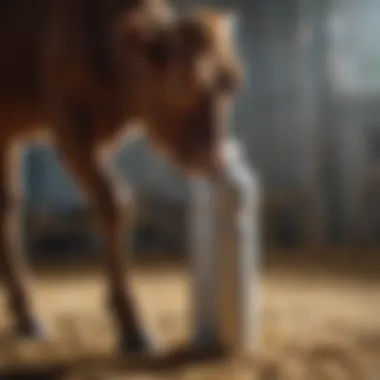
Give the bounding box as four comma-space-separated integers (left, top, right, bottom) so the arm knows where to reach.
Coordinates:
115, 14, 178, 67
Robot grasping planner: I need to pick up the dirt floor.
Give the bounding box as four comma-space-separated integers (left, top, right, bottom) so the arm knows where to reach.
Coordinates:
1, 263, 380, 379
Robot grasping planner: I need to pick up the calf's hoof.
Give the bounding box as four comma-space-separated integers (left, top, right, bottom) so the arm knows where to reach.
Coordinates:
17, 317, 45, 339
191, 325, 223, 351
118, 328, 155, 353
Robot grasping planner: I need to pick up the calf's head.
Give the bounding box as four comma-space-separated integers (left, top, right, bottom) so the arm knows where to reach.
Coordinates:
117, 7, 243, 176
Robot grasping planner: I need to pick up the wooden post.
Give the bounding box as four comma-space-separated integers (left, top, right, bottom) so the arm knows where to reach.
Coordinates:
189, 138, 261, 356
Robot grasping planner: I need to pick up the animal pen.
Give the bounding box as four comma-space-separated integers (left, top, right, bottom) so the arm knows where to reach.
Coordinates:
1, 0, 380, 379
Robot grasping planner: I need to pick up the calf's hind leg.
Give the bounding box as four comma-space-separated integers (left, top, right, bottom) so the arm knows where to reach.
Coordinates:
53, 105, 150, 352
0, 143, 42, 337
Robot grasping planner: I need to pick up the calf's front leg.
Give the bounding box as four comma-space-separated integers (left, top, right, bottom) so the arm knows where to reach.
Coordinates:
0, 142, 42, 337
53, 104, 150, 352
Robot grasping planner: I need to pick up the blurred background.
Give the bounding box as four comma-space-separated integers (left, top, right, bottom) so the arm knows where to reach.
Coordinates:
20, 0, 380, 265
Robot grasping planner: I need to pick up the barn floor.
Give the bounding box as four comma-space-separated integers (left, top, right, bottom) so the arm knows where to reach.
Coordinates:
1, 261, 380, 379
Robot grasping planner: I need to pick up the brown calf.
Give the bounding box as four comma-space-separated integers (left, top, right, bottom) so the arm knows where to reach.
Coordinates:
0, 0, 243, 351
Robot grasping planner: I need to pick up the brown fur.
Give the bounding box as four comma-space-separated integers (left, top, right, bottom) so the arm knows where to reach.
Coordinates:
0, 0, 242, 345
